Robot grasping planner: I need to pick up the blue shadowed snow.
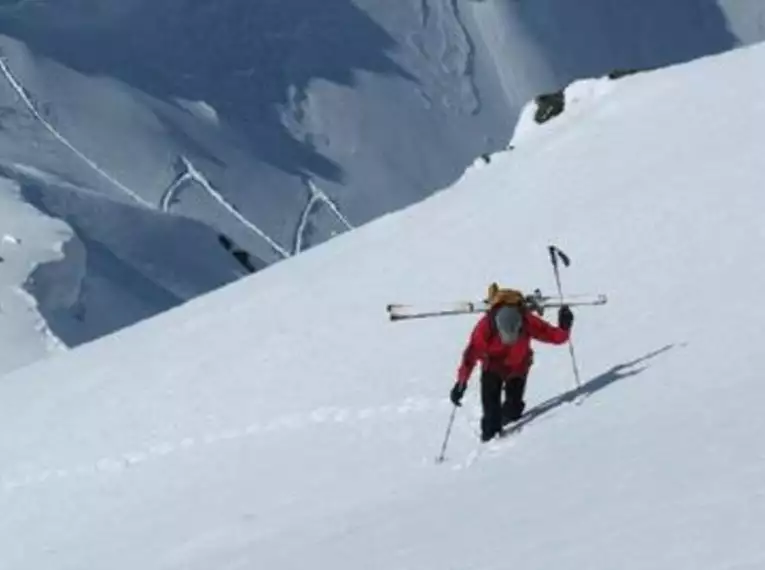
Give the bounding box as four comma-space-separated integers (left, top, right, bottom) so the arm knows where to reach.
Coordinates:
518, 0, 738, 81
0, 0, 414, 183
7, 166, 251, 346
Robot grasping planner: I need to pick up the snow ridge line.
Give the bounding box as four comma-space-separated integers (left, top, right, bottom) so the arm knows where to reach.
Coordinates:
448, 0, 481, 114
0, 56, 153, 209
308, 179, 354, 230
159, 169, 189, 213
0, 396, 449, 493
294, 189, 321, 254
293, 179, 354, 254
180, 156, 291, 259
415, 0, 432, 28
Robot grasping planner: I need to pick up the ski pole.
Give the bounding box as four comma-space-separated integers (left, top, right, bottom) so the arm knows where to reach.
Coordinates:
436, 405, 458, 463
548, 245, 582, 389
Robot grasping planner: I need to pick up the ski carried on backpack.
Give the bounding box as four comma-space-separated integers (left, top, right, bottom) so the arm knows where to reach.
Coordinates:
387, 290, 606, 322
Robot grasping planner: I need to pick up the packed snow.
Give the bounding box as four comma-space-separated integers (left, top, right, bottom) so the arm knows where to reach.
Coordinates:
1, 40, 764, 569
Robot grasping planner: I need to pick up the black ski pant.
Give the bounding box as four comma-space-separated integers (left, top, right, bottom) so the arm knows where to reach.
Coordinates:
480, 369, 527, 442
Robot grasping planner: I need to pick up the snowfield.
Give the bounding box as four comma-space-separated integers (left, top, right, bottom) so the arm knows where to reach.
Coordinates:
1, 39, 765, 570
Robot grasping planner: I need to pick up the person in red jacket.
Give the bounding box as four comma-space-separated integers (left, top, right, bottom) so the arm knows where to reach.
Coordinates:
450, 285, 574, 442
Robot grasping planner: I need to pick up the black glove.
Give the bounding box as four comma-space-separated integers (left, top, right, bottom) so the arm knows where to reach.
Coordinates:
450, 382, 467, 407
558, 305, 574, 331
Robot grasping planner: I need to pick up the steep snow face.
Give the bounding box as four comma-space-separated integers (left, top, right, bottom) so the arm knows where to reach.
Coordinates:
0, 176, 71, 373
15, 170, 255, 348
0, 0, 762, 367
0, 40, 764, 570
0, 165, 254, 374
719, 0, 765, 43
505, 0, 740, 82
0, 1, 757, 253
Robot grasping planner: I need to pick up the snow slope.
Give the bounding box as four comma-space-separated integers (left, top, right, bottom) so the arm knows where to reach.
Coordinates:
0, 176, 70, 372
719, 0, 765, 43
0, 0, 765, 250
1, 1, 763, 365
2, 38, 765, 570
0, 166, 255, 375
0, 0, 761, 258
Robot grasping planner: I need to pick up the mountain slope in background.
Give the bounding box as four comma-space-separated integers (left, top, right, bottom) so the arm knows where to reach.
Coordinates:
1, 0, 758, 251
0, 170, 251, 374
0, 0, 764, 370
0, 176, 69, 372
0, 39, 764, 570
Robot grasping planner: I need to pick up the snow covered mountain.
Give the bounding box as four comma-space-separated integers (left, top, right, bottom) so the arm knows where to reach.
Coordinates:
0, 1, 764, 373
1, 37, 764, 570
0, 171, 258, 374
1, 1, 760, 253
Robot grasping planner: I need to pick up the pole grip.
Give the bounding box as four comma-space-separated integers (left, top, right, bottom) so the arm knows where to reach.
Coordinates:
548, 245, 558, 268
549, 245, 571, 267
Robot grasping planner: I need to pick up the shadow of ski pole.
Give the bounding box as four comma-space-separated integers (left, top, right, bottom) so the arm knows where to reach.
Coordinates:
513, 343, 678, 430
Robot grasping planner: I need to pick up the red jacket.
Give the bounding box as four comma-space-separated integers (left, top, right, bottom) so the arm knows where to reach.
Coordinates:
457, 310, 569, 384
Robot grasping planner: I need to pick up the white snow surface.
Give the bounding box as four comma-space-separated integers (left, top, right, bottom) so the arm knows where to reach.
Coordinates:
0, 177, 71, 371
2, 40, 765, 570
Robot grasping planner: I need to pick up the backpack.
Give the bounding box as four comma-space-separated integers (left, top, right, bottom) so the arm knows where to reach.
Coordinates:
485, 282, 527, 309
